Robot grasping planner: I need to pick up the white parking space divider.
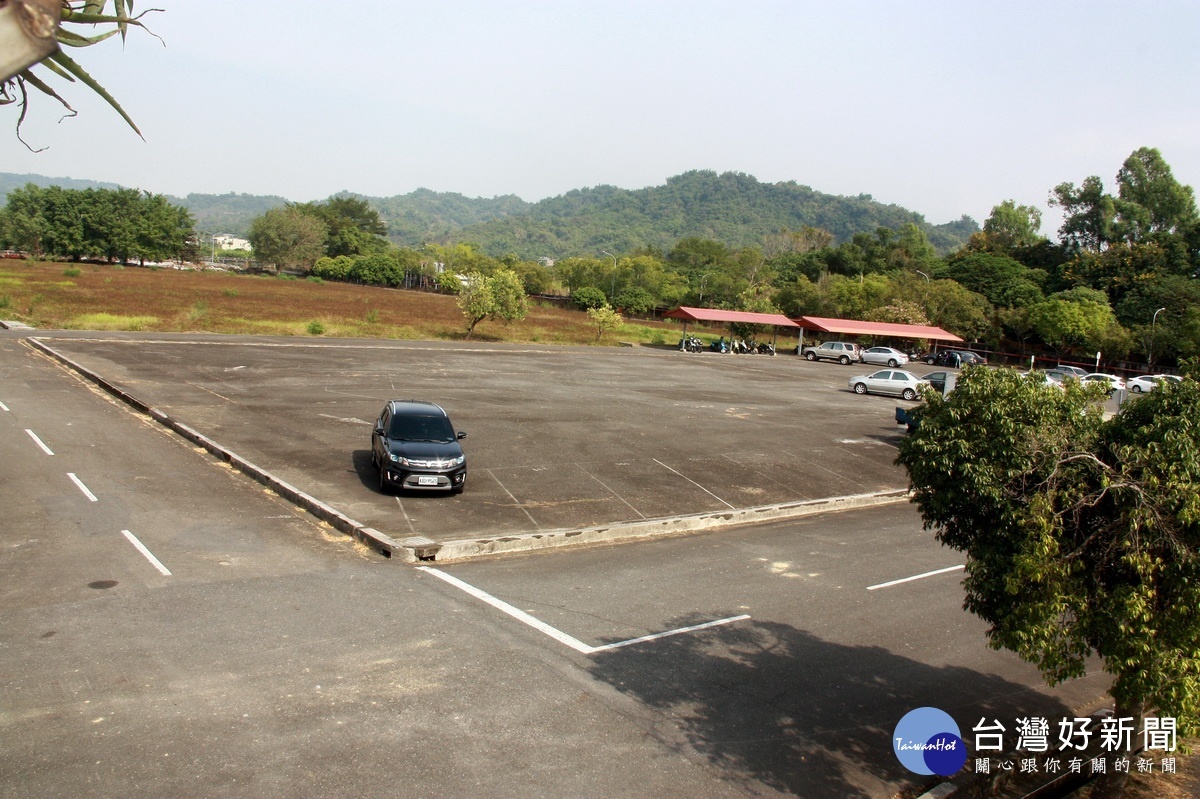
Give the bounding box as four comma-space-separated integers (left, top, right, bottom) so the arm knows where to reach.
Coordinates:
418, 567, 749, 655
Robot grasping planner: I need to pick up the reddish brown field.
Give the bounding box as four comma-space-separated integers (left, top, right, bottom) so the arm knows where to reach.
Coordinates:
0, 261, 675, 345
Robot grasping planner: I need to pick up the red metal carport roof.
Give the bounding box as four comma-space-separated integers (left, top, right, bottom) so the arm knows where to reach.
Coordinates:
663, 306, 802, 327
795, 316, 963, 342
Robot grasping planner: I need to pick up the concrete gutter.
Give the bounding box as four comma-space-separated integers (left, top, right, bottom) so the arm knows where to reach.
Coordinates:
26, 336, 911, 564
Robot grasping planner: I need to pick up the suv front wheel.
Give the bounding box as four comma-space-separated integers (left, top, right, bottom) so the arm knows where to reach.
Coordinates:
805, 351, 817, 361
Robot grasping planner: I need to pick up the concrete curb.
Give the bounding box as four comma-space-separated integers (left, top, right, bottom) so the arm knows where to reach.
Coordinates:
27, 336, 912, 564
428, 488, 912, 562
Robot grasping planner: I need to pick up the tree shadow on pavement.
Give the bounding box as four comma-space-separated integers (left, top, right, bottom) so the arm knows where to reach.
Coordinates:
588, 616, 1088, 798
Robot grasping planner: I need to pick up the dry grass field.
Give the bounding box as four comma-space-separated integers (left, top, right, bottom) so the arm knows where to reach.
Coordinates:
0, 260, 685, 345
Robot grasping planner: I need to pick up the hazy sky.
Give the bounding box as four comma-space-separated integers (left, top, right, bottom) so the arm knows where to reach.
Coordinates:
3, 1, 1198, 234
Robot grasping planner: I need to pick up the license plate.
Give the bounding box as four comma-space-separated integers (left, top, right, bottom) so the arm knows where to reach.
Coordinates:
417, 475, 439, 486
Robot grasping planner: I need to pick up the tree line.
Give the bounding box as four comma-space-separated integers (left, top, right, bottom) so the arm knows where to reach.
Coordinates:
0, 184, 196, 265
286, 148, 1198, 367
2, 147, 1196, 366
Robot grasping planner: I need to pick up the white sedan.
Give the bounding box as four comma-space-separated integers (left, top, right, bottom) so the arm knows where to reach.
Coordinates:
1082, 373, 1125, 393
861, 346, 909, 367
848, 369, 924, 400
1128, 374, 1182, 393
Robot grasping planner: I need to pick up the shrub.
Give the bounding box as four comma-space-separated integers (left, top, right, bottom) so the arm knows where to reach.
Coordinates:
615, 287, 655, 315
571, 286, 608, 311
306, 320, 325, 335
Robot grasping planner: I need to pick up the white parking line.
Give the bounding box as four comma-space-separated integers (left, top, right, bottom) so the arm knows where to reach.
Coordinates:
67, 473, 99, 502
25, 429, 54, 455
576, 463, 646, 518
867, 564, 964, 591
487, 470, 541, 529
0, 400, 10, 411
652, 459, 735, 509
121, 530, 172, 576
418, 567, 749, 655
588, 615, 752, 653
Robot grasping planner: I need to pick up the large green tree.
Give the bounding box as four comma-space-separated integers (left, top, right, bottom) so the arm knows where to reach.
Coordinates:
1028, 287, 1119, 354
248, 206, 328, 272
967, 200, 1046, 253
293, 196, 388, 258
0, 183, 194, 263
897, 366, 1200, 799
1112, 147, 1198, 242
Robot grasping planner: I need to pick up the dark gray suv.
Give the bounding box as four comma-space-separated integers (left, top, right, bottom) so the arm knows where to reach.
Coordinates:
371, 400, 467, 494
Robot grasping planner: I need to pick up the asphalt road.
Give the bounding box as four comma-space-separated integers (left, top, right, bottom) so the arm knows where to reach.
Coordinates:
0, 330, 1114, 798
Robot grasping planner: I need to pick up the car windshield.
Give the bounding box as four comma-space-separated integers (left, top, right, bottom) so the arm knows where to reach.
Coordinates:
389, 414, 456, 442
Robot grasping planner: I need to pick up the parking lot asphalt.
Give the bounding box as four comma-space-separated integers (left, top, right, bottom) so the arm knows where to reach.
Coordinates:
2, 329, 1119, 798
28, 332, 918, 560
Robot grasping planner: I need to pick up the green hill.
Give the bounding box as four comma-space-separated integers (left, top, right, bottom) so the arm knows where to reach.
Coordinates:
1, 170, 978, 255
438, 170, 977, 257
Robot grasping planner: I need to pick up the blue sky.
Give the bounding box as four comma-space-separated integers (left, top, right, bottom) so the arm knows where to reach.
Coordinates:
3, 1, 1198, 235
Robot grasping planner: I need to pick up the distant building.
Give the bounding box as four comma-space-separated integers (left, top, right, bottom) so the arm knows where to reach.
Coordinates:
214, 234, 251, 251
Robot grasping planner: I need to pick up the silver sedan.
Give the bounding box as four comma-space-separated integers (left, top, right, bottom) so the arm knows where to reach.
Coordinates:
848, 369, 924, 400
861, 346, 909, 367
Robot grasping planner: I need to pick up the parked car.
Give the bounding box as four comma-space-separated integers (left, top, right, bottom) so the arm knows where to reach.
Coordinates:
1021, 371, 1066, 389
1055, 365, 1089, 379
802, 341, 862, 364
1082, 373, 1125, 394
918, 370, 952, 394
861, 346, 909, 367
371, 400, 467, 494
1043, 369, 1078, 384
1127, 374, 1182, 393
924, 349, 987, 368
848, 369, 924, 400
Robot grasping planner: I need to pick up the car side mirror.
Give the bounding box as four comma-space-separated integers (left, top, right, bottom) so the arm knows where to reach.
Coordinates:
374, 425, 384, 436
457, 431, 467, 440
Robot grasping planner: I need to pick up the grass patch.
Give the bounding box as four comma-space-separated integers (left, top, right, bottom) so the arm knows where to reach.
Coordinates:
69, 312, 160, 331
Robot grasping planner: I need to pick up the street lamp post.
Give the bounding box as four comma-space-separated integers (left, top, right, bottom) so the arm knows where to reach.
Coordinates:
1150, 306, 1167, 366
601, 250, 617, 302
698, 273, 711, 306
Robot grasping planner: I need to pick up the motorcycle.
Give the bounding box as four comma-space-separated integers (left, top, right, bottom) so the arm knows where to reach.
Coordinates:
678, 335, 704, 353
709, 338, 729, 353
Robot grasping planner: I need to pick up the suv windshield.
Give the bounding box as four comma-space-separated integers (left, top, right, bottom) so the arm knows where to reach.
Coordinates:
389, 414, 456, 442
